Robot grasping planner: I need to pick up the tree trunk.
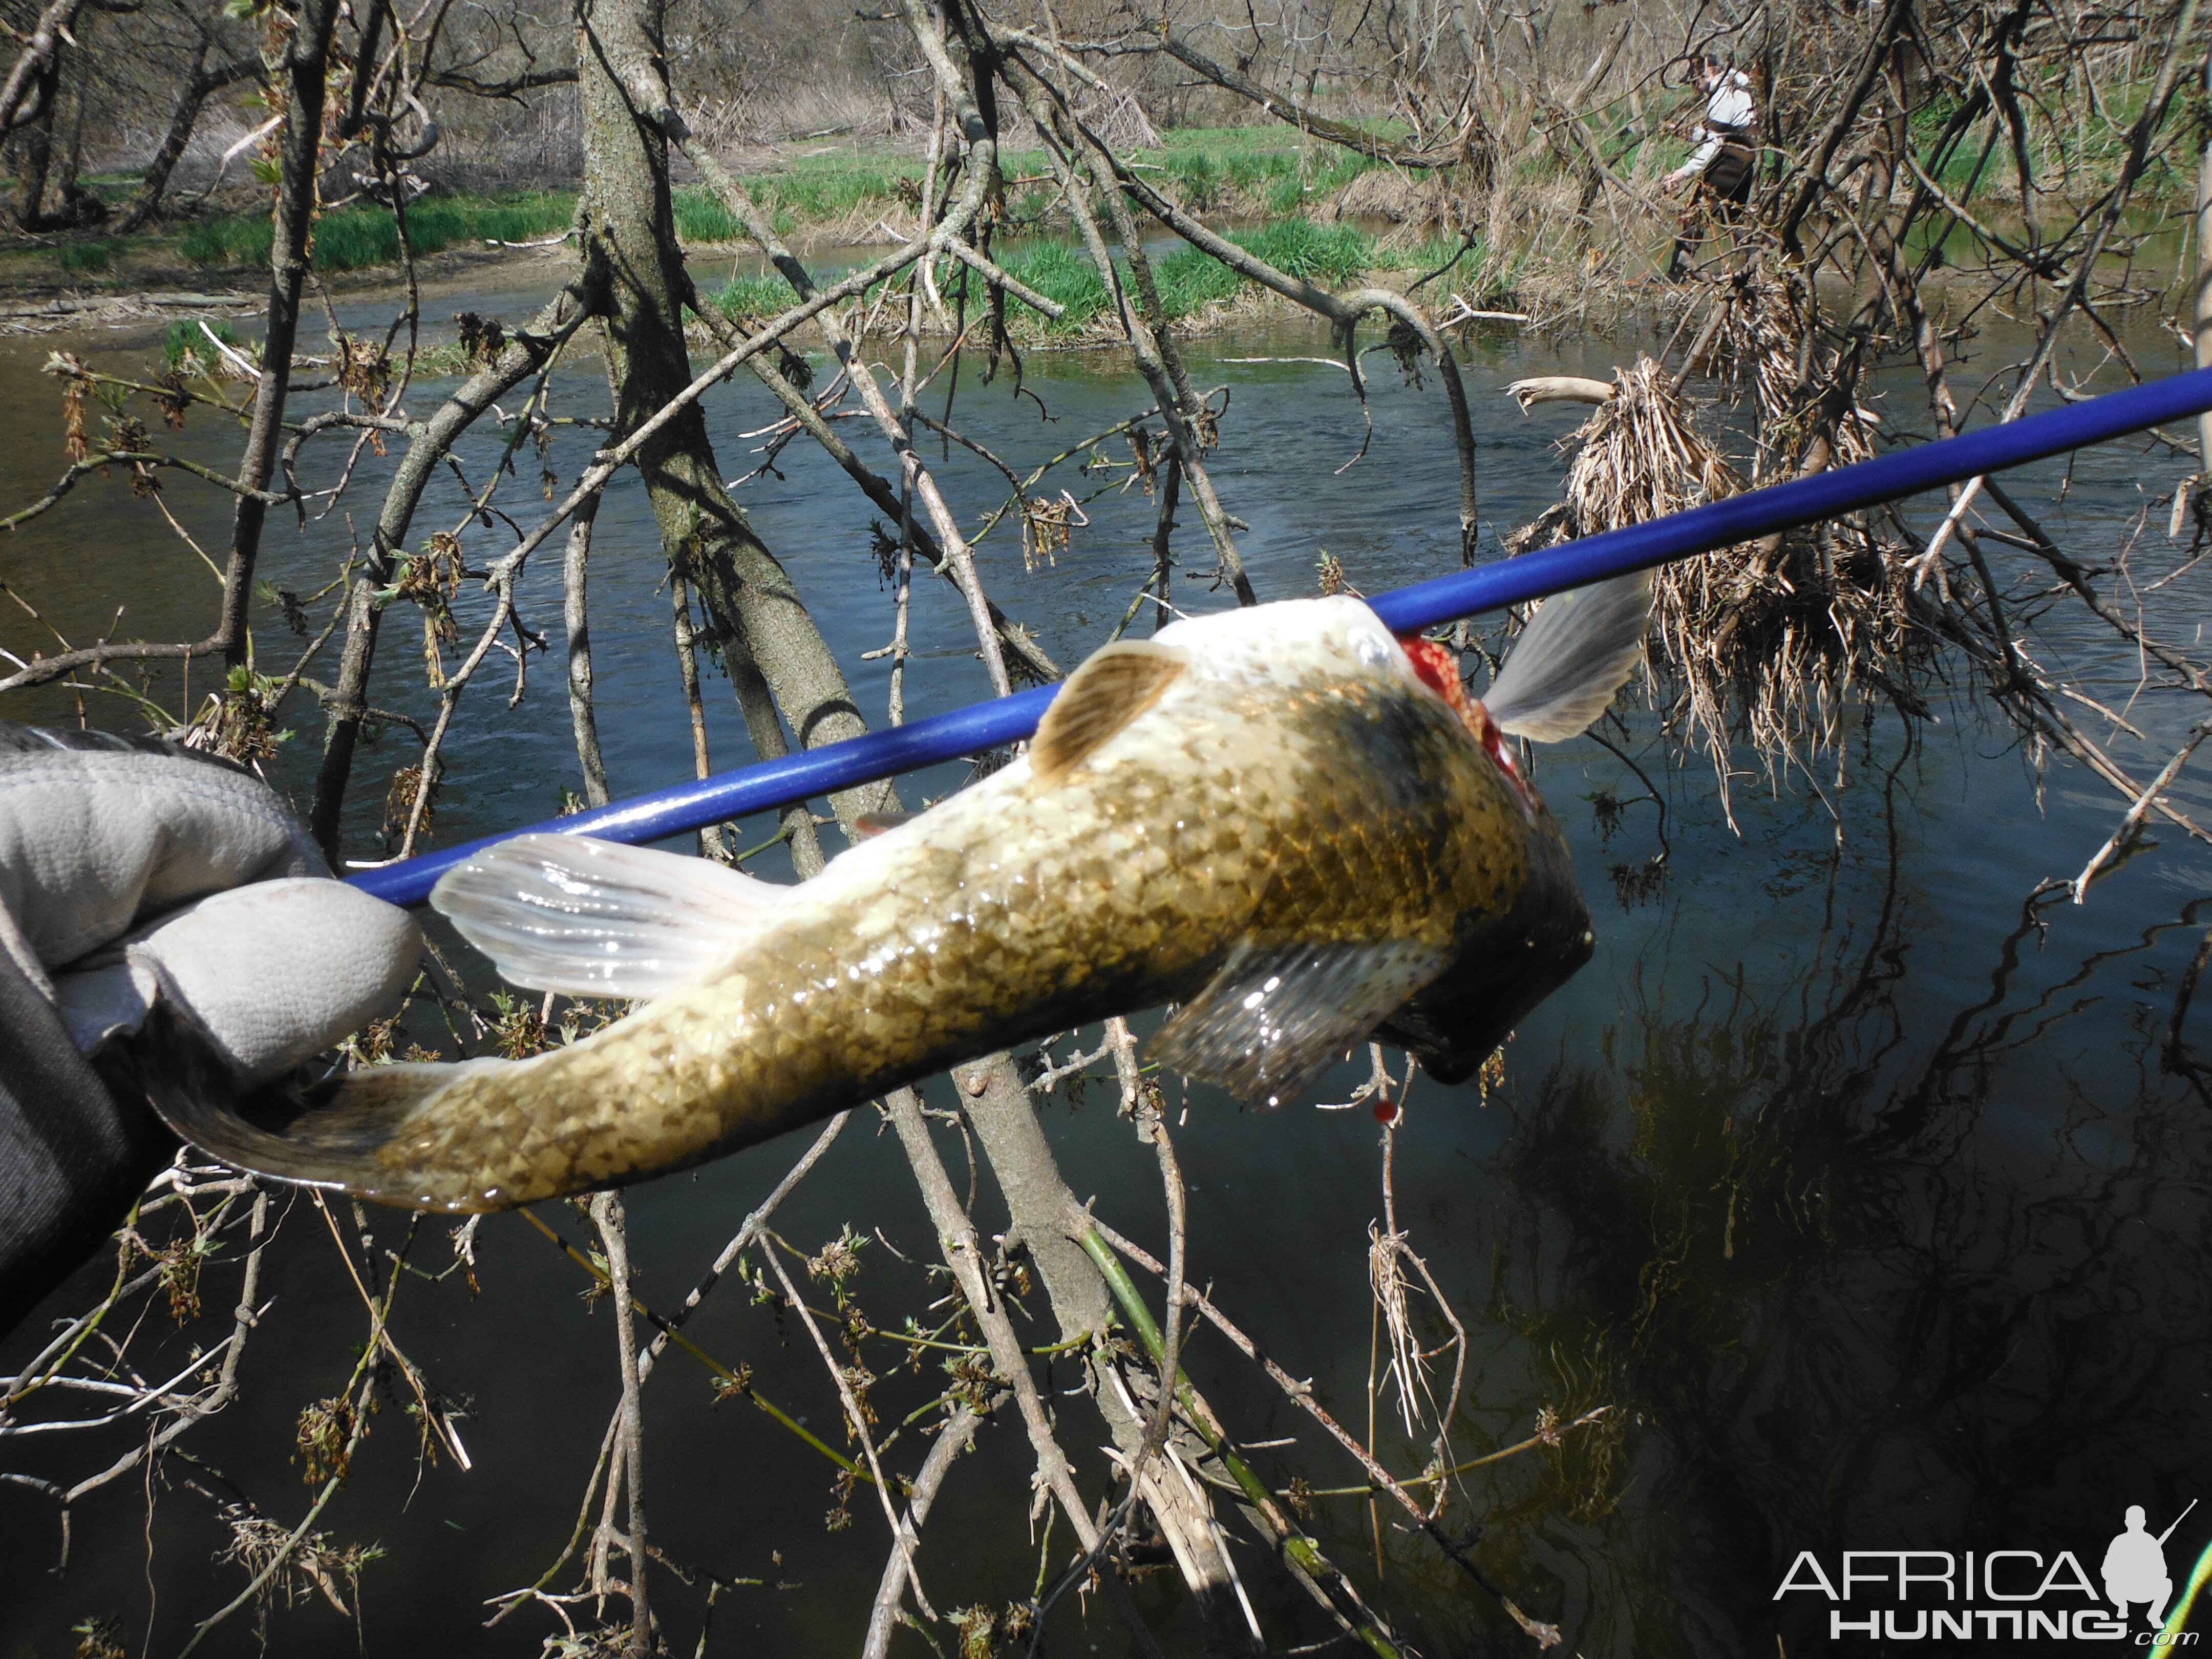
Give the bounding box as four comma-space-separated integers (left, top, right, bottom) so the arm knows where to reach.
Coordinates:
117, 45, 257, 233
11, 54, 55, 228
956, 1055, 1261, 1656
52, 49, 92, 225
2196, 54, 2212, 466
576, 0, 879, 843
0, 0, 87, 137
212, 0, 340, 674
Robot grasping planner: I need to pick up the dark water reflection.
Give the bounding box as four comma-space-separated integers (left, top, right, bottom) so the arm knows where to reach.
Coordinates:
1, 272, 2209, 1656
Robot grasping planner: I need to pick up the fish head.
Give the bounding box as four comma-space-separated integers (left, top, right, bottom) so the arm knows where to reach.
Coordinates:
1394, 631, 1538, 813
1372, 824, 1594, 1083
1154, 599, 1532, 797
1152, 600, 1590, 1086
1378, 627, 1600, 1084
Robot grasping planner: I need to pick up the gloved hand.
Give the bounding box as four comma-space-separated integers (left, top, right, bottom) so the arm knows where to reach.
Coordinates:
0, 722, 420, 1336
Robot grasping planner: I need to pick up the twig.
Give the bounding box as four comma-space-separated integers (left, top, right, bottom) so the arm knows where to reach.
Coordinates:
1084, 1220, 1564, 1650
860, 1405, 984, 1659
590, 1192, 653, 1657
764, 1248, 936, 1622
2071, 720, 2212, 902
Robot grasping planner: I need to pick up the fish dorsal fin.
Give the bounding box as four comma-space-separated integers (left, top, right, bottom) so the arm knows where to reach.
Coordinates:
1151, 939, 1450, 1108
430, 834, 795, 1001
1484, 569, 1653, 742
1032, 640, 1189, 785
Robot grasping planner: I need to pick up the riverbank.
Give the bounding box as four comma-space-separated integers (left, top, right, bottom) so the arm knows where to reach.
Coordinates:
2, 91, 2180, 305
1, 106, 2177, 340
709, 218, 1502, 346
0, 124, 1577, 300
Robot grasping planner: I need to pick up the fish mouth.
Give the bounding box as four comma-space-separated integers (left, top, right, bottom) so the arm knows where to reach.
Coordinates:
1395, 632, 1538, 811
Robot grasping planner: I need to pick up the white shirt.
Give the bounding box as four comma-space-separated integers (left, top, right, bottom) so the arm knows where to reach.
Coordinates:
1687, 73, 1757, 172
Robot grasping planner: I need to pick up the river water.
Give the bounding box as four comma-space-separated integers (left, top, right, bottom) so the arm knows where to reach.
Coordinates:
2, 258, 2209, 1657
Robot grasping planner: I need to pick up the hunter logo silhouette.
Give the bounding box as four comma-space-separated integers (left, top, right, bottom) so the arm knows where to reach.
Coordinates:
2104, 1500, 2197, 1627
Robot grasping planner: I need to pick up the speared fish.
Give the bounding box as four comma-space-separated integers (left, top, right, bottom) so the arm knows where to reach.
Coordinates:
125, 578, 1651, 1214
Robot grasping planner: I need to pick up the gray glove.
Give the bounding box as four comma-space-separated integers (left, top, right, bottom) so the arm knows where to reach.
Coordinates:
0, 724, 420, 1336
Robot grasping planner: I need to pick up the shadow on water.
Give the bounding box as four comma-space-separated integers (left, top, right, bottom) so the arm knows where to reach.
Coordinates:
0, 289, 2208, 1655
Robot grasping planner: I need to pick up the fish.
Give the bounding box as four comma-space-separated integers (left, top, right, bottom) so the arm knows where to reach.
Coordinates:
122, 576, 1651, 1214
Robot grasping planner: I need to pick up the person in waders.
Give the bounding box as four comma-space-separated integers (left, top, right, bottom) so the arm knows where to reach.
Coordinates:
1664, 55, 1758, 280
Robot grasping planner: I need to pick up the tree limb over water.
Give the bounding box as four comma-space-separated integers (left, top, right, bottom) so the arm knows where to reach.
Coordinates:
7, 0, 2212, 1653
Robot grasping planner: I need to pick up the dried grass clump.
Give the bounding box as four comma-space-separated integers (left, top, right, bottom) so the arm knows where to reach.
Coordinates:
1477, 175, 1651, 328
688, 79, 904, 149
1331, 167, 1428, 223
1074, 84, 1161, 152
1509, 355, 1915, 816
1703, 259, 1878, 482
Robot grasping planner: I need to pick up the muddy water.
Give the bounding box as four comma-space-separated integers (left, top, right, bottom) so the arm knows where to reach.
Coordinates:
1, 266, 2209, 1658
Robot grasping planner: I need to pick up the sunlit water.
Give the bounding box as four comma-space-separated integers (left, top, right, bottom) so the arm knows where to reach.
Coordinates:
1, 257, 2208, 1657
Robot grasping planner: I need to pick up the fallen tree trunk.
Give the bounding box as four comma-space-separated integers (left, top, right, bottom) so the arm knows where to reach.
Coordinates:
1506, 375, 1616, 409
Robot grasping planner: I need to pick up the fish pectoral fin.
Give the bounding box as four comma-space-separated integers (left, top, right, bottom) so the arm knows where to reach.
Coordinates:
1483, 569, 1653, 743
431, 833, 797, 1000
1151, 939, 1451, 1108
1031, 639, 1190, 784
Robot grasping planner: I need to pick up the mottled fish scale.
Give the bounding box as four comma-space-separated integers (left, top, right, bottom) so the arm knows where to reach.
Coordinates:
131, 593, 1624, 1212
378, 689, 1463, 1203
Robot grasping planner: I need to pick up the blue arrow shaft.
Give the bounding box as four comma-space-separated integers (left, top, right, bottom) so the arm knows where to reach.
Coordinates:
348, 366, 2212, 908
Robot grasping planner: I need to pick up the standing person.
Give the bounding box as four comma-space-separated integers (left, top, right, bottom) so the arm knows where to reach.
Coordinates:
1664, 55, 1759, 279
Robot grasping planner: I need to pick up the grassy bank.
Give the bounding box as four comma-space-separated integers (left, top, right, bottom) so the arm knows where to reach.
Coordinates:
0, 80, 2186, 302
711, 219, 1478, 340
672, 126, 1408, 246
0, 120, 1595, 299
178, 191, 576, 272
39, 125, 1422, 290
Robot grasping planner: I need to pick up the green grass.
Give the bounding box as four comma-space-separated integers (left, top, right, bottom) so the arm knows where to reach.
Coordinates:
712, 269, 804, 321
983, 221, 1459, 333
995, 239, 1114, 330
177, 216, 254, 267
1155, 241, 1245, 314
163, 316, 244, 372
674, 187, 742, 243
682, 127, 1396, 249
1160, 129, 1390, 214
55, 239, 117, 274
1233, 220, 1378, 285
678, 153, 928, 244
180, 192, 575, 272
1157, 121, 1412, 156
150, 130, 1456, 322
1164, 150, 1222, 212
750, 155, 922, 224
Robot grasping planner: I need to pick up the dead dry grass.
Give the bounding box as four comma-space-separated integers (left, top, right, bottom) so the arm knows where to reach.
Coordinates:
1509, 354, 1916, 817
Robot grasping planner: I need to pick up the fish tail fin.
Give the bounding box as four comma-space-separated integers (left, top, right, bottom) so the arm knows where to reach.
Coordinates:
1483, 569, 1654, 742
103, 1003, 510, 1211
